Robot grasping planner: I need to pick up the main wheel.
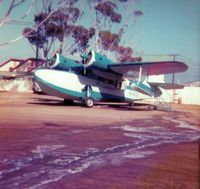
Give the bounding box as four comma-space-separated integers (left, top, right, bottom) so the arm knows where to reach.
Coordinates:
129, 101, 134, 107
84, 97, 94, 108
147, 105, 157, 110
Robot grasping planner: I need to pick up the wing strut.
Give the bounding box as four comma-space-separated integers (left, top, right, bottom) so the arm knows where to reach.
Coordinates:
138, 66, 142, 82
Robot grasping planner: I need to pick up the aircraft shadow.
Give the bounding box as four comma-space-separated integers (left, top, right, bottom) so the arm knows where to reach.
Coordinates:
107, 105, 154, 111
29, 98, 155, 111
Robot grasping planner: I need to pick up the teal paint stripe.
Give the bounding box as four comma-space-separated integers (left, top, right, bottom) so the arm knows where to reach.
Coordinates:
92, 90, 127, 101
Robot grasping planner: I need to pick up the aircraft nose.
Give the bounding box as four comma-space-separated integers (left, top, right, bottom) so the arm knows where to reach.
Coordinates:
34, 69, 48, 83
34, 69, 60, 84
34, 69, 49, 80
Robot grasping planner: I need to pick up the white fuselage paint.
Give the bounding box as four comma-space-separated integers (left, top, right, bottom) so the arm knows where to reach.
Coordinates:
34, 69, 145, 101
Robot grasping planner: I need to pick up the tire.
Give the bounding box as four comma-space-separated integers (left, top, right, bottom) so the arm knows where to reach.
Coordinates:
129, 101, 134, 107
84, 97, 94, 108
32, 81, 43, 94
147, 105, 156, 110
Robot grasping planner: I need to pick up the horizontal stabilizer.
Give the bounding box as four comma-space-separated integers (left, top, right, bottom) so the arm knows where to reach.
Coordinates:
149, 82, 184, 89
109, 61, 188, 75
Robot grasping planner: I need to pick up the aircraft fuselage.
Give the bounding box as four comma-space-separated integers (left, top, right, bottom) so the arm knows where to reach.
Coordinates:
34, 69, 154, 105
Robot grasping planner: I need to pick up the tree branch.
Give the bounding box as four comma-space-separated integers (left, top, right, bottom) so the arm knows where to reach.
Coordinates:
13, 0, 26, 8
0, 0, 15, 27
0, 0, 27, 28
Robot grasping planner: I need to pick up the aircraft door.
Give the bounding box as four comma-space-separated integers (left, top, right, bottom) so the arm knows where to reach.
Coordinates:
116, 80, 127, 90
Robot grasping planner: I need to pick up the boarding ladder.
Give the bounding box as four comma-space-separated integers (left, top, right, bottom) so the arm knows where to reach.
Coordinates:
152, 89, 172, 111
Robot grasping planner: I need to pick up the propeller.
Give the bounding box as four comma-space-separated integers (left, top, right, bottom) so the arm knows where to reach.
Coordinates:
47, 53, 57, 68
80, 53, 89, 75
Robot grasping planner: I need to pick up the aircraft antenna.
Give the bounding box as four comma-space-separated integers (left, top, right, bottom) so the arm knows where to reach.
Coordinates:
169, 53, 180, 102
169, 53, 180, 84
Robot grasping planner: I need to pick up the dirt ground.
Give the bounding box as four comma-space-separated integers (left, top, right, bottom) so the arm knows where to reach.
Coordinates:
0, 92, 199, 189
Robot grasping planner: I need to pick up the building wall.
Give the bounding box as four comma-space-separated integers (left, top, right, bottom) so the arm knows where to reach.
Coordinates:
175, 86, 200, 105
159, 87, 200, 105
0, 60, 21, 71
140, 86, 200, 105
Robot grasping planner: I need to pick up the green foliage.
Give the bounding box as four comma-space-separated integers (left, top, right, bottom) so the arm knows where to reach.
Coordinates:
99, 31, 120, 51
22, 0, 143, 61
22, 27, 47, 48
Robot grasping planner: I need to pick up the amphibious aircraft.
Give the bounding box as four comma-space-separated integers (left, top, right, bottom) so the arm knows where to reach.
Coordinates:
33, 50, 188, 107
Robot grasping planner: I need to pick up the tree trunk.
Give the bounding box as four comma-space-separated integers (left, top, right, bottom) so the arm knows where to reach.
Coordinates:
36, 46, 39, 60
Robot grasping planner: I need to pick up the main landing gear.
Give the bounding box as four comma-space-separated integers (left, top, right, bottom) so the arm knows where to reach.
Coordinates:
129, 101, 134, 107
82, 85, 94, 108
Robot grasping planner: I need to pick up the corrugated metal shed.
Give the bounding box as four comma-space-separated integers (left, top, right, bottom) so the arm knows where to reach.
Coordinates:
176, 83, 200, 105
160, 81, 200, 105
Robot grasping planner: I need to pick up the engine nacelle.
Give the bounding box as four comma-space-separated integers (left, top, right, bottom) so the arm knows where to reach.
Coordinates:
49, 53, 80, 70
83, 50, 115, 70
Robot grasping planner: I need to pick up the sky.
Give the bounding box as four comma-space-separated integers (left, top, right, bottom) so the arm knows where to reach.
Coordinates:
0, 0, 199, 83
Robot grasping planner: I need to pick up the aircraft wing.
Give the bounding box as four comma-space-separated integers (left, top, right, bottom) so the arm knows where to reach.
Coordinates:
109, 61, 188, 75
149, 82, 184, 89
0, 71, 33, 79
